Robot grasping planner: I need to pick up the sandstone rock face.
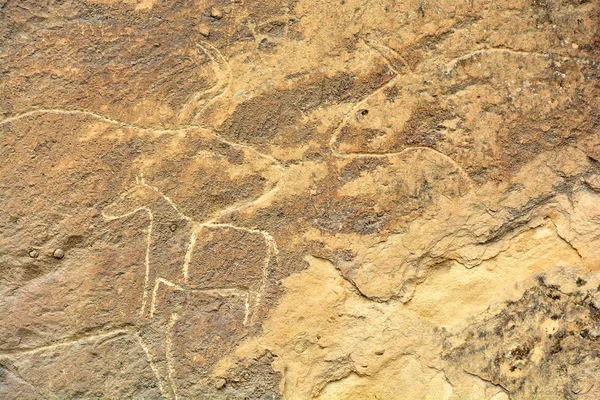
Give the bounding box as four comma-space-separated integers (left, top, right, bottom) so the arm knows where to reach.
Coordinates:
1, 0, 599, 398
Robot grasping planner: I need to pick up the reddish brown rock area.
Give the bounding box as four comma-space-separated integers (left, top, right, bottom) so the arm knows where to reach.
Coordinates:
1, 0, 599, 398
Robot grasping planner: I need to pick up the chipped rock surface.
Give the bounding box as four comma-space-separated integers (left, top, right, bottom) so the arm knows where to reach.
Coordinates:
1, 0, 599, 398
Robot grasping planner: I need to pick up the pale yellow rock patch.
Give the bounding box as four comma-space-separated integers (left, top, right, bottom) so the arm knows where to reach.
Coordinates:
407, 222, 583, 328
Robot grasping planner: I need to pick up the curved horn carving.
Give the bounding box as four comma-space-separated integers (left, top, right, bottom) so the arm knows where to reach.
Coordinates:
178, 40, 233, 124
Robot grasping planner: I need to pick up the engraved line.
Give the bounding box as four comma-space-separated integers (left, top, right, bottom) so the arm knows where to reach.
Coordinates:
135, 333, 170, 399
328, 37, 403, 153
329, 40, 474, 187
251, 234, 278, 325
150, 278, 184, 319
102, 204, 154, 318
137, 175, 192, 221
328, 70, 399, 152
0, 108, 209, 133
0, 108, 284, 171
141, 212, 154, 318
336, 147, 473, 186
243, 292, 251, 326
104, 176, 281, 322
212, 130, 285, 171
194, 40, 233, 118
196, 222, 279, 325
0, 328, 132, 358
445, 47, 595, 73
178, 40, 233, 122
362, 37, 412, 74
182, 229, 197, 282
201, 184, 282, 226
165, 313, 180, 400
188, 287, 249, 296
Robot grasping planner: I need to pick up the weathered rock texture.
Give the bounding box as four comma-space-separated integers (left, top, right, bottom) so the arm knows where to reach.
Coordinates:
1, 0, 599, 398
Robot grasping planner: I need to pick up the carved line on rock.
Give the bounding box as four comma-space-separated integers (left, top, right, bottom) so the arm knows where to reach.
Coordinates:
329, 40, 593, 185
193, 223, 279, 326
182, 228, 197, 282
445, 47, 595, 73
330, 39, 594, 176
12, 35, 588, 399
0, 326, 171, 398
101, 175, 280, 399
0, 327, 133, 358
166, 313, 181, 400
0, 108, 209, 134
363, 38, 412, 74
135, 332, 169, 397
102, 175, 277, 324
329, 39, 474, 188
178, 39, 233, 123
0, 35, 285, 172
150, 279, 185, 319
0, 108, 284, 172
101, 202, 154, 317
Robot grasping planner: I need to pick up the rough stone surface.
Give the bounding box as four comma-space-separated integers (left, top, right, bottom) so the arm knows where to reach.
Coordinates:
0, 0, 599, 398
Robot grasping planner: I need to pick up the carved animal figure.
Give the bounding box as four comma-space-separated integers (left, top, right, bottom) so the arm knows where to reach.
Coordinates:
102, 176, 277, 398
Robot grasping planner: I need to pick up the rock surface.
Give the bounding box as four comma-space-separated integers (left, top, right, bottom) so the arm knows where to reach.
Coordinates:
1, 0, 599, 398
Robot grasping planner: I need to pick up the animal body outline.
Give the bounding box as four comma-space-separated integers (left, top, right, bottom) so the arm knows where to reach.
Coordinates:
101, 175, 278, 399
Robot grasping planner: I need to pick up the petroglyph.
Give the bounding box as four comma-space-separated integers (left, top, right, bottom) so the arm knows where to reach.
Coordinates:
0, 35, 283, 173
102, 175, 277, 321
150, 279, 184, 319
0, 327, 134, 359
3, 0, 599, 398
0, 108, 283, 171
101, 175, 279, 398
444, 47, 596, 73
178, 40, 233, 124
328, 39, 474, 192
1, 34, 283, 398
0, 108, 209, 133
363, 37, 412, 74
0, 329, 161, 399
165, 313, 181, 400
135, 332, 170, 397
